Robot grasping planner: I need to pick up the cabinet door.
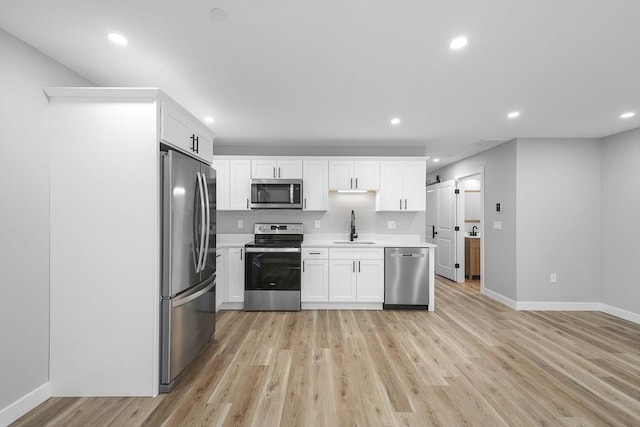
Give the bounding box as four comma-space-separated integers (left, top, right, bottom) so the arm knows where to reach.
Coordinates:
251, 159, 277, 179
212, 160, 230, 210
354, 161, 379, 190
215, 250, 226, 309
160, 101, 191, 153
277, 160, 303, 179
227, 248, 245, 302
328, 161, 354, 190
329, 259, 357, 301
303, 160, 328, 211
402, 161, 426, 211
301, 259, 329, 302
229, 160, 251, 210
193, 130, 213, 164
376, 161, 403, 211
356, 259, 384, 302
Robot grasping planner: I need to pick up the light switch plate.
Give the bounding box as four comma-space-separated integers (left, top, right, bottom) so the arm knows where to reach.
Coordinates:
493, 221, 502, 230
387, 220, 396, 230
237, 220, 243, 229
314, 220, 321, 229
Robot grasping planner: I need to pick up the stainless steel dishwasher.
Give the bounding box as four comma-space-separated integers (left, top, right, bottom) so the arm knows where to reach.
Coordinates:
384, 247, 429, 310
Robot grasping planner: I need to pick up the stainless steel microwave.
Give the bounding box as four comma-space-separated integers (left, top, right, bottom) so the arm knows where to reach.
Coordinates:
250, 179, 303, 209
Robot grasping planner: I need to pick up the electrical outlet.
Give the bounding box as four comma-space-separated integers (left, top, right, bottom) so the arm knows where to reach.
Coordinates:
314, 220, 321, 229
387, 220, 396, 230
237, 220, 243, 229
550, 273, 557, 283
493, 221, 502, 230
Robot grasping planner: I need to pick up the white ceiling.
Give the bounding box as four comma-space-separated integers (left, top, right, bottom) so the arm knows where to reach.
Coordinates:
1, 0, 639, 170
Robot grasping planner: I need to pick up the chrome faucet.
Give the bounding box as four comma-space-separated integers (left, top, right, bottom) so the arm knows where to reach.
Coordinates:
350, 210, 358, 241
471, 225, 478, 236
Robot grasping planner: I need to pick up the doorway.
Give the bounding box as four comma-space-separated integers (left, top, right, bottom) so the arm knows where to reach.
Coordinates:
456, 169, 485, 294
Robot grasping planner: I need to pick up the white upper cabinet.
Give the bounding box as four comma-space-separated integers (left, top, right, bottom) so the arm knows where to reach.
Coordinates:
376, 160, 426, 211
160, 101, 213, 164
328, 160, 379, 191
211, 159, 230, 210
229, 160, 251, 210
251, 159, 302, 179
302, 160, 328, 211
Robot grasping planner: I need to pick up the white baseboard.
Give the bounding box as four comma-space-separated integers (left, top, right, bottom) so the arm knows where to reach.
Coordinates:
301, 302, 383, 310
516, 301, 601, 311
0, 382, 51, 427
482, 290, 639, 324
483, 288, 517, 309
219, 302, 244, 310
600, 304, 640, 324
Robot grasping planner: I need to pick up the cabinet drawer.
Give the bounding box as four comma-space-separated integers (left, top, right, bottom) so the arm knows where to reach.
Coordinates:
303, 248, 328, 259
329, 248, 384, 260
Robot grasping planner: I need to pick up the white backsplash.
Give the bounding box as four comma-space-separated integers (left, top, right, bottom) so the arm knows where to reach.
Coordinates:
216, 192, 425, 239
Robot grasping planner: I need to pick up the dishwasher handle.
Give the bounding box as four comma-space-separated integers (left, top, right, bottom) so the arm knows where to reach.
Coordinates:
388, 252, 426, 258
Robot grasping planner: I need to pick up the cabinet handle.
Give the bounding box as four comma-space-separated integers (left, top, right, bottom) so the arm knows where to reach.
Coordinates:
273, 167, 276, 178
216, 254, 222, 258
405, 199, 407, 210
246, 198, 249, 209
240, 249, 243, 261
195, 136, 199, 153
358, 261, 361, 273
304, 198, 307, 209
350, 177, 353, 189
309, 252, 321, 255
400, 199, 402, 210
355, 177, 358, 188
190, 134, 196, 151
278, 167, 281, 178
302, 261, 305, 272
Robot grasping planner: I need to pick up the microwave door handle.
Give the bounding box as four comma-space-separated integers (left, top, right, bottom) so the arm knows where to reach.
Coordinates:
195, 172, 206, 272
290, 184, 294, 203
201, 172, 211, 270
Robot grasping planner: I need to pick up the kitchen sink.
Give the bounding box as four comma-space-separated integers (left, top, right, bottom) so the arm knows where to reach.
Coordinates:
333, 241, 376, 244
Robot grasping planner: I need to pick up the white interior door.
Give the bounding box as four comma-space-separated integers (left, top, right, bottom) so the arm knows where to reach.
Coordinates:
432, 180, 457, 281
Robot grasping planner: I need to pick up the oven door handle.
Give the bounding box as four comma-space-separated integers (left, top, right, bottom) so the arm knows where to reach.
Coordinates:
245, 247, 301, 253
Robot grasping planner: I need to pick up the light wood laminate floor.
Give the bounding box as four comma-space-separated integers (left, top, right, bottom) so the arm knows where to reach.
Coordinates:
13, 277, 640, 426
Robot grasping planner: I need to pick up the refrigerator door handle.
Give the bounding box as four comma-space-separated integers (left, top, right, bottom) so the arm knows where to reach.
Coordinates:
195, 171, 206, 273
172, 278, 215, 308
201, 171, 211, 270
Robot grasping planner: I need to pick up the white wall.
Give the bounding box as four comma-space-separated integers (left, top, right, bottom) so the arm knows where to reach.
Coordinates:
601, 128, 640, 315
516, 138, 602, 303
0, 29, 93, 419
427, 140, 518, 300
218, 192, 425, 238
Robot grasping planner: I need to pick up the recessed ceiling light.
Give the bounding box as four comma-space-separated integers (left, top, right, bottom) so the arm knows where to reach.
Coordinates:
210, 8, 229, 21
450, 36, 468, 50
204, 116, 215, 124
507, 111, 520, 119
390, 118, 401, 125
107, 33, 128, 46
433, 158, 440, 162
620, 112, 635, 119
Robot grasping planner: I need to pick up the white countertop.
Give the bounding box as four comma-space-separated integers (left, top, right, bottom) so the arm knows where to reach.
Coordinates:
216, 233, 436, 249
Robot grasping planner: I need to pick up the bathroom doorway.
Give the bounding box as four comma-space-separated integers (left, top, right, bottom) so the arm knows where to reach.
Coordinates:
455, 169, 484, 294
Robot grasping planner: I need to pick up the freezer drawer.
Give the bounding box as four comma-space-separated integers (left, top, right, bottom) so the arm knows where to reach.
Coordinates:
384, 247, 429, 309
160, 276, 216, 392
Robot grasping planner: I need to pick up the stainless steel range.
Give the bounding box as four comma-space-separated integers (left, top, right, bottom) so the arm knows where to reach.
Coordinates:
244, 223, 303, 311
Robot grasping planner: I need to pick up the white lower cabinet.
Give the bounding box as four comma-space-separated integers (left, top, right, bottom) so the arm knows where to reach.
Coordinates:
329, 259, 358, 301
227, 247, 245, 302
354, 259, 384, 302
302, 259, 329, 302
328, 248, 384, 303
215, 249, 226, 310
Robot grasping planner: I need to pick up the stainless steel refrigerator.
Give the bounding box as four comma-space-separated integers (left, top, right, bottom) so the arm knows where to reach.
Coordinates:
160, 148, 216, 392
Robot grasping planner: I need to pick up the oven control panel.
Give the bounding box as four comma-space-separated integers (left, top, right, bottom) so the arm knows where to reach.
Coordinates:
255, 223, 303, 234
